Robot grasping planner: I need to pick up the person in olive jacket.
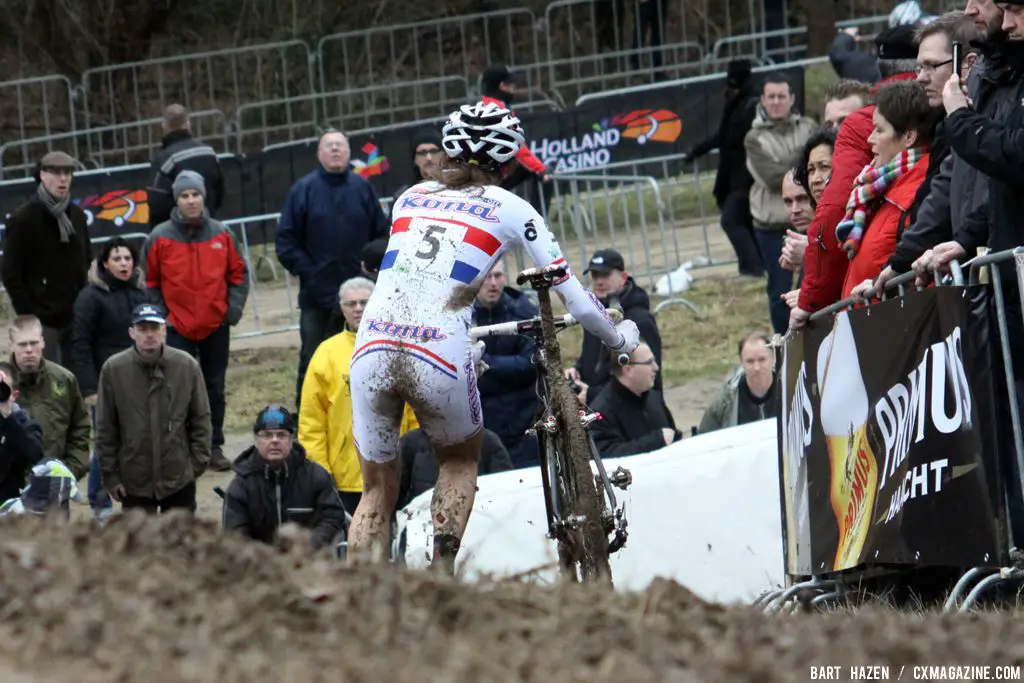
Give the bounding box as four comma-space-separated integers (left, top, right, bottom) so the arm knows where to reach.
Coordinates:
71, 237, 149, 519
0, 151, 91, 366
96, 303, 211, 514
222, 405, 346, 552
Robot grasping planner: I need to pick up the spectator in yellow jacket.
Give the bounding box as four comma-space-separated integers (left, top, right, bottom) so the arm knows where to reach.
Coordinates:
298, 276, 417, 514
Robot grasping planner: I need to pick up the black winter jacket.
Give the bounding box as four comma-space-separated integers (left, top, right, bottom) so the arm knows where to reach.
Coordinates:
0, 198, 91, 330
688, 83, 759, 205
148, 129, 225, 227
472, 288, 539, 449
590, 381, 679, 459
71, 260, 150, 398
828, 33, 881, 84
947, 41, 1024, 371
574, 277, 662, 403
397, 428, 513, 509
0, 404, 43, 503
222, 443, 346, 551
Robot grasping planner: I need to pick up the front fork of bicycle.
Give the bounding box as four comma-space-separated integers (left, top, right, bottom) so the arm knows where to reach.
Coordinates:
580, 410, 632, 554
533, 408, 633, 553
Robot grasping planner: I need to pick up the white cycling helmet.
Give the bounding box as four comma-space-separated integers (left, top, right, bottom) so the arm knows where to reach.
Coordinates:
441, 101, 526, 167
888, 0, 923, 27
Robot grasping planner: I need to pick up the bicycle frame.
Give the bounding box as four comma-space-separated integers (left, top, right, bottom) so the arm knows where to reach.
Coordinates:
470, 264, 632, 578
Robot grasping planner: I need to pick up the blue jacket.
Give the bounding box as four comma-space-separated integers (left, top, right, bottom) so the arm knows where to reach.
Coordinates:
275, 167, 389, 310
473, 288, 539, 458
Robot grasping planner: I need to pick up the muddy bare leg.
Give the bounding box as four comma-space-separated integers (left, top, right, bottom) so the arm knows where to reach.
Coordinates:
348, 455, 401, 564
430, 429, 484, 573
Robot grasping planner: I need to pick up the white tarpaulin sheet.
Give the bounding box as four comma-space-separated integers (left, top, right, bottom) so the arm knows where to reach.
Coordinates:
397, 419, 786, 604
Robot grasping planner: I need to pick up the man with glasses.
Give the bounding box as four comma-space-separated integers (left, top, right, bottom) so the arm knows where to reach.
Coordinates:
698, 332, 777, 435
391, 128, 444, 205
1, 151, 91, 366
222, 404, 346, 551
276, 129, 389, 412
873, 8, 988, 293
589, 342, 680, 458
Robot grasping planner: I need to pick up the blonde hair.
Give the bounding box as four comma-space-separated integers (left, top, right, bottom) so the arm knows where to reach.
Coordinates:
9, 315, 42, 342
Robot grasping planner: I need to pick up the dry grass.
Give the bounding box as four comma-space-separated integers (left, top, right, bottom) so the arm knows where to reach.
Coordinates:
559, 274, 771, 382
221, 274, 769, 431
224, 345, 298, 433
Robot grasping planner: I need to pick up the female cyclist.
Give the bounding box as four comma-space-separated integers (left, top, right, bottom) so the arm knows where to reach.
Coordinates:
346, 101, 640, 569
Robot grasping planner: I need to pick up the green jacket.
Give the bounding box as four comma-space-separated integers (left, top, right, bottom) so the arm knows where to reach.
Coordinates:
13, 358, 90, 480
698, 367, 744, 435
96, 345, 212, 500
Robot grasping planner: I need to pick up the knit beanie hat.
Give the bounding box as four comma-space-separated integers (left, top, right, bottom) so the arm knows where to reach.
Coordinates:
172, 170, 206, 200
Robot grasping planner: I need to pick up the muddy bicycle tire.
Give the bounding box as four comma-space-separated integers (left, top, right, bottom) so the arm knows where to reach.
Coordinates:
534, 292, 613, 585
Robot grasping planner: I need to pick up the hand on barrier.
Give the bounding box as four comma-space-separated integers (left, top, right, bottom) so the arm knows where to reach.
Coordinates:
779, 230, 808, 272
789, 306, 810, 332
849, 278, 875, 304
780, 288, 801, 310
912, 241, 966, 288
873, 265, 897, 296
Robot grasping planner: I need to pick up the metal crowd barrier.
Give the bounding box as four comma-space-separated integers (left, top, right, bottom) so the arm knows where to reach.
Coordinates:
765, 248, 1024, 614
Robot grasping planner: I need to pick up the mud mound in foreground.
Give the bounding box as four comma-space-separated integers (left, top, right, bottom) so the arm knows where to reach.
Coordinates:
0, 513, 1021, 683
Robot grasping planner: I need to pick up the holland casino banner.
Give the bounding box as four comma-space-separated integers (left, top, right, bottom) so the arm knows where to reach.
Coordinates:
0, 66, 804, 243
778, 286, 1003, 578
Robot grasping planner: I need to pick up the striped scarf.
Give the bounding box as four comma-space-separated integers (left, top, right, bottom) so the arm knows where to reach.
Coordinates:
835, 147, 923, 258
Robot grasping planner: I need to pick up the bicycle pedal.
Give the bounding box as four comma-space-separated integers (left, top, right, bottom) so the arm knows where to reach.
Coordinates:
609, 467, 632, 489
578, 411, 602, 428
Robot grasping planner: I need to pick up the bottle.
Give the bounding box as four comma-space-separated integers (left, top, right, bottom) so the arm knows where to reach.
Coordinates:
816, 311, 879, 572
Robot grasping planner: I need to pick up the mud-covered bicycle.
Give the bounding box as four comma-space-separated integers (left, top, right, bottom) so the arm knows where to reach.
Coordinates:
470, 263, 632, 584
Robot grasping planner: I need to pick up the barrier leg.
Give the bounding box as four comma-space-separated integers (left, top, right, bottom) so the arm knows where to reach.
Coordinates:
942, 567, 998, 613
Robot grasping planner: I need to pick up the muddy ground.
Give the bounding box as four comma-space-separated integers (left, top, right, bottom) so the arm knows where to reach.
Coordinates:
0, 513, 1022, 683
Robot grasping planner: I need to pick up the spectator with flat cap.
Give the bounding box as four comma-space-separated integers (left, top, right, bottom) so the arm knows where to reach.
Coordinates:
1, 151, 91, 366
792, 24, 921, 330
142, 169, 249, 472
565, 248, 662, 404
96, 302, 211, 515
223, 404, 346, 552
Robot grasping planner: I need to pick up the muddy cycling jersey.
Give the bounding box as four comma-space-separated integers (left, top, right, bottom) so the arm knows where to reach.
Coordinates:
350, 181, 624, 463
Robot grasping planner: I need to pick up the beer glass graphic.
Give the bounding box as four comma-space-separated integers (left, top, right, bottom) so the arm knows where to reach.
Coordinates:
816, 311, 878, 571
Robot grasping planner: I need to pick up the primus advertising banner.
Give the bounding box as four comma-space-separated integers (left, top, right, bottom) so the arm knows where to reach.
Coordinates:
778, 328, 813, 578
779, 287, 1002, 576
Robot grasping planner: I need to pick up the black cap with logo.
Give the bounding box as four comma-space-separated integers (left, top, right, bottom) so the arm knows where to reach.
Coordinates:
253, 404, 296, 434
583, 249, 626, 275
131, 303, 167, 326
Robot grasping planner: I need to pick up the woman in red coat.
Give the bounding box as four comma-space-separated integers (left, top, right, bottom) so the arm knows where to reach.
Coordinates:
839, 81, 939, 300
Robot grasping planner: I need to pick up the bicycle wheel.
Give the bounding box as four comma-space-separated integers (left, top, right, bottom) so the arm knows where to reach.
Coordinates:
550, 381, 613, 584
539, 428, 585, 578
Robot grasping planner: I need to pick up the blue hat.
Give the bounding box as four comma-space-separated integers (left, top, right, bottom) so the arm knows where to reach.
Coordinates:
253, 404, 296, 434
131, 303, 166, 325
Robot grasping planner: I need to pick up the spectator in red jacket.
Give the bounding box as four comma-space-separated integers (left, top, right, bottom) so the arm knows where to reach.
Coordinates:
142, 170, 250, 472
790, 26, 921, 331
842, 82, 937, 300
480, 64, 551, 188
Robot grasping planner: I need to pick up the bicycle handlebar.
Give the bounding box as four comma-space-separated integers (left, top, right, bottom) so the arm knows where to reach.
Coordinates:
470, 313, 579, 339
470, 312, 630, 366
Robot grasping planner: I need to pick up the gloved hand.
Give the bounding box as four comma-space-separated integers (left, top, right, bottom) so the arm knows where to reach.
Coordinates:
470, 340, 489, 376
610, 320, 640, 354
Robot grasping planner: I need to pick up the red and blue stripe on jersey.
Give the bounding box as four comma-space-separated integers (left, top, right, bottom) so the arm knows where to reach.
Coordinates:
380, 216, 502, 284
